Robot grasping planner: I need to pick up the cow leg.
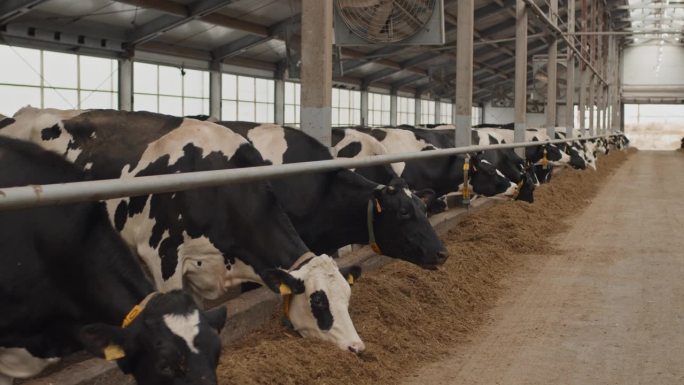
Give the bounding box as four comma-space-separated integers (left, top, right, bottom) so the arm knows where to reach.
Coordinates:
0, 373, 13, 385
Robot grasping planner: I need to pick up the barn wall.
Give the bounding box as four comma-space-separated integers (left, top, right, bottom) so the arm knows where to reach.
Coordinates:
621, 44, 684, 102
482, 101, 557, 128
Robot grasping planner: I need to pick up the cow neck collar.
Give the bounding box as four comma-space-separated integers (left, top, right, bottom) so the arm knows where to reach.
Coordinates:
366, 185, 385, 255
287, 252, 316, 272
121, 292, 159, 328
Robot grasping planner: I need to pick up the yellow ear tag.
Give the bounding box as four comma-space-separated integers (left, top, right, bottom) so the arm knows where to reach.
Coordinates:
346, 274, 355, 286
279, 283, 292, 295
104, 344, 126, 361
374, 199, 382, 213
121, 305, 142, 328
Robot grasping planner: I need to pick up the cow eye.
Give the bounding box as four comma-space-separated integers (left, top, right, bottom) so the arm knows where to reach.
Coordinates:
399, 207, 410, 217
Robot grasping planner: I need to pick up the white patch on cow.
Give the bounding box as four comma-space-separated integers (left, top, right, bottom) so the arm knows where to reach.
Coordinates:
245, 124, 291, 165
287, 255, 364, 352
122, 119, 247, 177
403, 188, 412, 198
163, 310, 200, 354
0, 107, 84, 161
332, 128, 405, 176
84, 162, 93, 170
0, 347, 59, 380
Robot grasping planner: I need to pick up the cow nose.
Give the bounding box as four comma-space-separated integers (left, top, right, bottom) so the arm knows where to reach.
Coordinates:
348, 341, 366, 354
437, 250, 449, 264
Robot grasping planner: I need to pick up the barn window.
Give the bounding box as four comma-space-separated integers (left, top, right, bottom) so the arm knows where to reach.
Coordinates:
332, 88, 361, 127
221, 74, 274, 123
133, 62, 209, 116
421, 99, 436, 125
368, 92, 391, 126
284, 81, 301, 127
439, 102, 453, 124
396, 96, 415, 126
0, 44, 117, 116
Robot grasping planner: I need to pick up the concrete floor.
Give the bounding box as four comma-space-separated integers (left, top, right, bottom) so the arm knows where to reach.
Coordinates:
403, 151, 684, 385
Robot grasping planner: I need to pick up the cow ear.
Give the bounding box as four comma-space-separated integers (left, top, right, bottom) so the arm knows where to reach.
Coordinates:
79, 324, 131, 362
262, 269, 305, 295
203, 306, 227, 333
339, 265, 362, 286
413, 188, 436, 205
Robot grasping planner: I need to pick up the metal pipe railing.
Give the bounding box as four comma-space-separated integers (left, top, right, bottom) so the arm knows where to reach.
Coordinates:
0, 133, 620, 211
523, 0, 608, 85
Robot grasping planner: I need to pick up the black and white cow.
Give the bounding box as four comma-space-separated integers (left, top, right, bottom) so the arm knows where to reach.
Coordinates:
0, 136, 226, 385
331, 127, 449, 214
217, 122, 448, 268
398, 125, 536, 203
347, 127, 518, 199
1, 108, 364, 352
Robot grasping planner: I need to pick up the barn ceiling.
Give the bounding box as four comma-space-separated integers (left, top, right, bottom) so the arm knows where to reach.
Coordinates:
1, 0, 680, 104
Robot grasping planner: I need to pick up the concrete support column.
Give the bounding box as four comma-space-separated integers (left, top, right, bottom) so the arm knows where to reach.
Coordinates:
389, 93, 397, 126
612, 38, 620, 132
514, 0, 528, 156
415, 96, 422, 126
300, 0, 333, 145
360, 88, 369, 126
452, 103, 457, 125
434, 98, 441, 124
579, 69, 587, 134
455, 0, 474, 147
209, 63, 221, 121
545, 0, 558, 138
274, 79, 285, 125
565, 0, 575, 138
119, 58, 133, 111
588, 75, 595, 136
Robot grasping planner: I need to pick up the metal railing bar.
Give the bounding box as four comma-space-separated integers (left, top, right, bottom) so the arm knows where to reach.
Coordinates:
0, 134, 620, 211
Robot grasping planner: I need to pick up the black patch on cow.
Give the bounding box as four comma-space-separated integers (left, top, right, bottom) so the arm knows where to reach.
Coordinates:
337, 142, 362, 158
158, 235, 181, 281
114, 200, 128, 231
0, 118, 15, 129
128, 195, 149, 217
310, 290, 333, 331
41, 124, 61, 140
370, 129, 387, 142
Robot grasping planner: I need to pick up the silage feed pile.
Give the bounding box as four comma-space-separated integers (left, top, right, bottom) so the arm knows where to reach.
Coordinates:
217, 148, 635, 385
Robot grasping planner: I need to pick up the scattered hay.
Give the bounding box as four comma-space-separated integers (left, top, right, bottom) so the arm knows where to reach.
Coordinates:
217, 149, 634, 385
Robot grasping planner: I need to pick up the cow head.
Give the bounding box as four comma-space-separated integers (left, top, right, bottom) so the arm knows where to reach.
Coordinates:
581, 140, 598, 170
370, 179, 448, 268
79, 291, 226, 385
514, 167, 537, 203
263, 255, 365, 353
566, 145, 587, 169
469, 155, 518, 198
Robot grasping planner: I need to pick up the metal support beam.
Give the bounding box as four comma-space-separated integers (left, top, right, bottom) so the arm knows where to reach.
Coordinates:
360, 89, 369, 126
119, 58, 133, 111
455, 0, 474, 147
274, 78, 285, 125
209, 63, 221, 120
514, 0, 528, 156
589, 75, 595, 136
546, 0, 558, 138
415, 96, 422, 126
300, 0, 332, 145
523, 0, 607, 85
0, 0, 48, 24
565, 0, 575, 137
211, 16, 299, 62
390, 93, 397, 126
125, 0, 236, 46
